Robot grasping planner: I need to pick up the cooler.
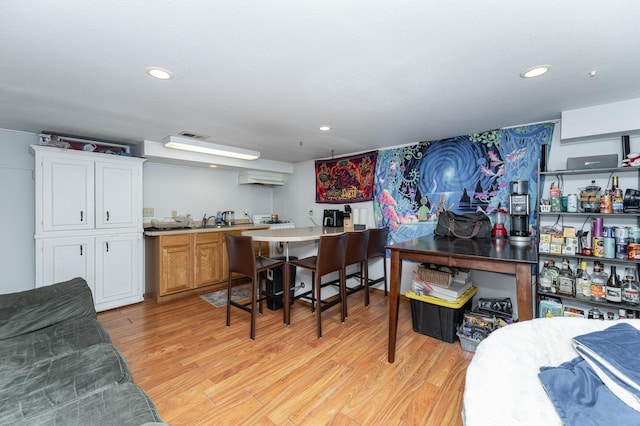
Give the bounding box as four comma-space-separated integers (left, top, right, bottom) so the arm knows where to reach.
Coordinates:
406, 286, 477, 343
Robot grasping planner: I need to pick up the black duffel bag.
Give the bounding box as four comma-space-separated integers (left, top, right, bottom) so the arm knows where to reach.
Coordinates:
434, 211, 492, 239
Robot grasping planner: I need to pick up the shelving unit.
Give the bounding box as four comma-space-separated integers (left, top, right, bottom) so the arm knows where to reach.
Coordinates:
536, 165, 640, 318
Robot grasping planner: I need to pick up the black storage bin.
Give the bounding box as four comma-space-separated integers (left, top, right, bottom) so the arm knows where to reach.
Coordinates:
407, 287, 477, 343
265, 256, 297, 311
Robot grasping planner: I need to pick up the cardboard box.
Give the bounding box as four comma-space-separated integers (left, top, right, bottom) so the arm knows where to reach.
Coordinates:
539, 242, 550, 253
540, 234, 552, 244
551, 235, 564, 244
550, 244, 563, 254
539, 296, 563, 318
563, 227, 576, 238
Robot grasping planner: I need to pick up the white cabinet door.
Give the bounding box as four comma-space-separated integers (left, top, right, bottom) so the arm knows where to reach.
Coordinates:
94, 234, 142, 311
38, 236, 96, 297
95, 162, 141, 229
41, 156, 94, 232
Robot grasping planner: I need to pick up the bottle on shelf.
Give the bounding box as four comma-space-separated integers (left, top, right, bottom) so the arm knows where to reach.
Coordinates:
622, 267, 640, 306
540, 258, 560, 294
605, 265, 622, 303
590, 261, 607, 302
557, 258, 575, 296
612, 175, 624, 214
578, 260, 592, 298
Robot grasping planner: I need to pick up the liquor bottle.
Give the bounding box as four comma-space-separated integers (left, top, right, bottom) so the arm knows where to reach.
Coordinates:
578, 260, 591, 298
557, 258, 575, 296
622, 267, 640, 305
606, 265, 622, 303
590, 262, 607, 301
612, 175, 624, 214
539, 259, 555, 293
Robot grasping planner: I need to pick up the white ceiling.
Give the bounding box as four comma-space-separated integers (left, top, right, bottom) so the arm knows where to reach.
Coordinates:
2, 1, 640, 163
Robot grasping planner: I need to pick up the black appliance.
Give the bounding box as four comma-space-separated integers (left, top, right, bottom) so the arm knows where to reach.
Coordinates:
508, 180, 531, 244
624, 189, 640, 213
265, 257, 297, 311
323, 209, 344, 227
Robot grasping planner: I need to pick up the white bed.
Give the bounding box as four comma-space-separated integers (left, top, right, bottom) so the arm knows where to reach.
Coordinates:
462, 317, 640, 426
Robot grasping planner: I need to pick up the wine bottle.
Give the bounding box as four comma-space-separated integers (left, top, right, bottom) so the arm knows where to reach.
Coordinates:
606, 265, 622, 303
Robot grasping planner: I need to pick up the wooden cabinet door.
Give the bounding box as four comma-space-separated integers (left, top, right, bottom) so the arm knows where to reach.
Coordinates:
95, 161, 142, 229
195, 233, 226, 287
95, 233, 142, 311
159, 235, 193, 295
41, 156, 94, 232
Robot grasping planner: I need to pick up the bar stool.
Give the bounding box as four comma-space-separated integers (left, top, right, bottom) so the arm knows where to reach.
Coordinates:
288, 233, 347, 338
224, 234, 287, 340
362, 227, 389, 298
343, 229, 370, 315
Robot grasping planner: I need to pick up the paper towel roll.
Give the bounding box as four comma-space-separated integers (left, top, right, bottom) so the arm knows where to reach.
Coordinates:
353, 209, 360, 225
356, 208, 368, 225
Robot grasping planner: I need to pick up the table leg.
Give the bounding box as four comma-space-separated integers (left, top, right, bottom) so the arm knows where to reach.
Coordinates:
388, 250, 401, 363
515, 263, 533, 321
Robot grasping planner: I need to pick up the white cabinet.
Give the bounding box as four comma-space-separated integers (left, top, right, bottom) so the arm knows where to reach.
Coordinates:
31, 145, 145, 312
41, 156, 94, 232
95, 234, 143, 311
95, 162, 141, 229
37, 236, 96, 293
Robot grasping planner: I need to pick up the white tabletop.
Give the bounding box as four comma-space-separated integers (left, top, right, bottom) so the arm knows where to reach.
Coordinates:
241, 226, 346, 242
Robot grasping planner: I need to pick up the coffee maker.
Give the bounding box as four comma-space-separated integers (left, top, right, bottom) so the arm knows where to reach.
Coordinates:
323, 209, 344, 227
508, 180, 531, 244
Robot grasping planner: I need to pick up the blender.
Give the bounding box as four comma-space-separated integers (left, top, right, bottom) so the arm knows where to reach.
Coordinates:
491, 208, 509, 238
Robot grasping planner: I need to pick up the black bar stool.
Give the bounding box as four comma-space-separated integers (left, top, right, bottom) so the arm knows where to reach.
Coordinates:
343, 229, 370, 315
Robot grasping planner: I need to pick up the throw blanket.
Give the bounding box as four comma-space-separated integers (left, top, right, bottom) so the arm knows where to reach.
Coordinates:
539, 323, 640, 425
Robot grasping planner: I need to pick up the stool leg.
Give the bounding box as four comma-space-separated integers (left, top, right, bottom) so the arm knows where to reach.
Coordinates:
363, 260, 370, 307
226, 275, 232, 327
315, 274, 322, 338
250, 273, 258, 340
340, 268, 347, 321
283, 262, 291, 326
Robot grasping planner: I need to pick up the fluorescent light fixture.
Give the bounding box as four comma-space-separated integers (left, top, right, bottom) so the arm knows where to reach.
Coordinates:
146, 67, 174, 80
163, 136, 260, 160
520, 65, 551, 78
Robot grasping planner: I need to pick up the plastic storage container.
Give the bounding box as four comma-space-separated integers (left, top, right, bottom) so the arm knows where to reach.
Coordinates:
456, 332, 481, 353
406, 286, 477, 343
265, 256, 297, 311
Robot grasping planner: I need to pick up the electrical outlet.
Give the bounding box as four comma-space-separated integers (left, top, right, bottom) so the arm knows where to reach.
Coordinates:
171, 210, 178, 218
143, 207, 154, 217
308, 209, 314, 216
244, 209, 249, 216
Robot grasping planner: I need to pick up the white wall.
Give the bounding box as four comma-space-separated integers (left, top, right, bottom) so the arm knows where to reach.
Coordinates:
0, 129, 38, 293
142, 163, 275, 223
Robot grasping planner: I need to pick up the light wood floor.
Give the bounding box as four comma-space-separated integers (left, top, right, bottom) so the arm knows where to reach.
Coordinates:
98, 288, 474, 425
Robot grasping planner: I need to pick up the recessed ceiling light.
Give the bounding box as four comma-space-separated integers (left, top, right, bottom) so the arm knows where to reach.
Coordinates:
146, 67, 174, 80
319, 126, 332, 131
208, 164, 217, 168
520, 65, 551, 78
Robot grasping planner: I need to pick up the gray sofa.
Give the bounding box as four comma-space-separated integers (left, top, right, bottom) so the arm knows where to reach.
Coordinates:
0, 277, 166, 425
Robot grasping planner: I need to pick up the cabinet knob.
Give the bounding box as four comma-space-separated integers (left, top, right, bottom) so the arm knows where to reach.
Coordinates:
106, 242, 109, 252
80, 245, 83, 256
80, 211, 84, 222
106, 211, 110, 221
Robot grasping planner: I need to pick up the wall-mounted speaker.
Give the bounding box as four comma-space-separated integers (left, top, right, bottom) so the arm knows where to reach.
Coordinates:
622, 135, 631, 160
540, 144, 548, 172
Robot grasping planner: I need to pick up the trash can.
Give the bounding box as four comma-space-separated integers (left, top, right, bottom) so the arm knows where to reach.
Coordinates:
265, 256, 297, 311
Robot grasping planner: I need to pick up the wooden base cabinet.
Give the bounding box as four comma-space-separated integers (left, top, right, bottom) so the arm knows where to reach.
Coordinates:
145, 229, 268, 303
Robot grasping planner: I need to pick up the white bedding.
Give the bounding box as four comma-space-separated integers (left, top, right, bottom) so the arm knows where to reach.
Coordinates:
462, 317, 640, 426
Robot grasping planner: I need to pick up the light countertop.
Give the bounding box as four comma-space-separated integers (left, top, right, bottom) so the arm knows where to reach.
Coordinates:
143, 224, 270, 237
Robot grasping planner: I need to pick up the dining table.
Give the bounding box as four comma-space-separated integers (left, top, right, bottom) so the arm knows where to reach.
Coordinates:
386, 235, 537, 363
241, 226, 347, 325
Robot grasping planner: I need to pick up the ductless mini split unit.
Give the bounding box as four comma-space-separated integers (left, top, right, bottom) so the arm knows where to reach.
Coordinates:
238, 170, 286, 186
